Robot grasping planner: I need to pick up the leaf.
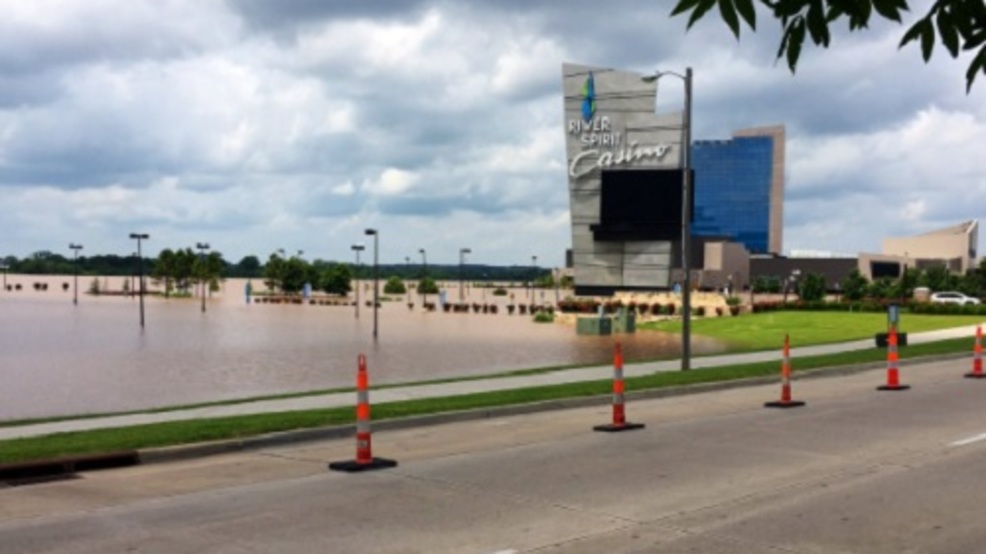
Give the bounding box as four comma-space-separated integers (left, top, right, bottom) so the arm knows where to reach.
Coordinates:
687, 0, 719, 29
899, 18, 925, 48
734, 0, 757, 29
806, 0, 830, 46
936, 7, 961, 57
720, 0, 742, 37
774, 0, 809, 18
920, 18, 935, 61
967, 47, 986, 93
671, 0, 704, 17
787, 17, 807, 71
872, 0, 904, 22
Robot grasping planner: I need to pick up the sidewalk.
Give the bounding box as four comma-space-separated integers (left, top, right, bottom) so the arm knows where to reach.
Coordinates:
2, 325, 980, 441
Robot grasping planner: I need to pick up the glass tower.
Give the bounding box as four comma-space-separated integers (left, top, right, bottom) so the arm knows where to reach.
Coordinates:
691, 135, 776, 254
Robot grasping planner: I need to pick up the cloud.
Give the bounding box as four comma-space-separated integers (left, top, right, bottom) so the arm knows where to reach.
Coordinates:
0, 0, 981, 266
363, 168, 419, 196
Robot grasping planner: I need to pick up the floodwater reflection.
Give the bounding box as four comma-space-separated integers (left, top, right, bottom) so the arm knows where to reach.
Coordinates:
0, 276, 728, 420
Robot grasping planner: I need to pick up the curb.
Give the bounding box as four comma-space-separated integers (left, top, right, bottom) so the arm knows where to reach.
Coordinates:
136, 352, 970, 465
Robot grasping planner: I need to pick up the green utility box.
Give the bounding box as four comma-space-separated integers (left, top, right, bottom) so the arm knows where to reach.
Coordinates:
577, 316, 612, 336
613, 309, 637, 334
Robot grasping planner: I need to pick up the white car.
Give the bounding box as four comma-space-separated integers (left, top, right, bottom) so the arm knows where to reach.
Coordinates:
930, 291, 982, 305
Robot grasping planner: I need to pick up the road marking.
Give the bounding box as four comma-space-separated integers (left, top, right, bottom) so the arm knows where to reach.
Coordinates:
488, 550, 517, 554
950, 432, 986, 447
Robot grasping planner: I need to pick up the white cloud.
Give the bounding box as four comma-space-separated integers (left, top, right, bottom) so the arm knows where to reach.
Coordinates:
363, 168, 419, 196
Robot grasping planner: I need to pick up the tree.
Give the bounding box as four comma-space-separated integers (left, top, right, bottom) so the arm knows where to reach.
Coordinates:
798, 272, 827, 301
671, 0, 986, 92
919, 263, 955, 292
383, 275, 407, 294
264, 253, 286, 293
320, 263, 352, 295
235, 255, 262, 278
418, 276, 439, 295
154, 248, 178, 297
841, 268, 869, 301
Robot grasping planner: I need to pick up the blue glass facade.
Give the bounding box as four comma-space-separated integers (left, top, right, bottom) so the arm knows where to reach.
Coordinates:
691, 136, 774, 253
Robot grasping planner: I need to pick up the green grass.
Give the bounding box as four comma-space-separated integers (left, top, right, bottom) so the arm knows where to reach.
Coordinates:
0, 335, 977, 465
640, 312, 985, 351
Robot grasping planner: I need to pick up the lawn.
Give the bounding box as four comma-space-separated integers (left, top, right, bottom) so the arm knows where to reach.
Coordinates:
640, 312, 986, 351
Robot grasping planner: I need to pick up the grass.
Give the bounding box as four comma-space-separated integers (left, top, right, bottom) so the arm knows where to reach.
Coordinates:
640, 312, 985, 351
0, 335, 977, 465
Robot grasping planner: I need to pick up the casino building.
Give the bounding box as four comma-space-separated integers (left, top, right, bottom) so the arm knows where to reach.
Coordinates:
562, 63, 784, 295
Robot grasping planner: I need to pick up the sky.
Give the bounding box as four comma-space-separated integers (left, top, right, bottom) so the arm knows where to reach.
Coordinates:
0, 0, 983, 268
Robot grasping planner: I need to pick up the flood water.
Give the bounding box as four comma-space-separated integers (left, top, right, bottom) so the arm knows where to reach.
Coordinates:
0, 275, 728, 420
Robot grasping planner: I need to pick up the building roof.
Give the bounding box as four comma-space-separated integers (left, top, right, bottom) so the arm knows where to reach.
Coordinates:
910, 220, 978, 238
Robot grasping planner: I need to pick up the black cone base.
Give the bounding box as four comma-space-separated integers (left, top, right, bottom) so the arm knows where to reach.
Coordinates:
764, 400, 806, 409
965, 373, 986, 379
876, 384, 911, 391
593, 422, 645, 432
328, 458, 398, 473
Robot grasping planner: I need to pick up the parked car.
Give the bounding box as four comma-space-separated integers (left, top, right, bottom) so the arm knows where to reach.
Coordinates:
930, 291, 982, 305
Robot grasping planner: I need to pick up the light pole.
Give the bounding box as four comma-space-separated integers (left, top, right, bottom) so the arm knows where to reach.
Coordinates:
129, 233, 149, 329
531, 255, 538, 302
69, 243, 83, 305
196, 242, 210, 313
419, 248, 428, 307
643, 67, 693, 371
351, 244, 364, 318
0, 264, 7, 291
365, 229, 379, 339
459, 248, 471, 303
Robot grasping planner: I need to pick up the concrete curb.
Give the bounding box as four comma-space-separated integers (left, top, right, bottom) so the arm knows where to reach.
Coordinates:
136, 352, 971, 465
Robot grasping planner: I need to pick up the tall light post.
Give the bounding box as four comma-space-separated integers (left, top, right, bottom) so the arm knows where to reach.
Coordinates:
351, 244, 364, 319
0, 264, 7, 291
365, 229, 379, 339
643, 67, 693, 371
129, 233, 149, 329
531, 255, 538, 302
69, 243, 83, 305
196, 242, 210, 313
459, 248, 471, 303
419, 247, 428, 307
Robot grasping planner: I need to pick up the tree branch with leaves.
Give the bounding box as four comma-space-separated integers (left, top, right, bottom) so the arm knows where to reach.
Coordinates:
672, 0, 985, 92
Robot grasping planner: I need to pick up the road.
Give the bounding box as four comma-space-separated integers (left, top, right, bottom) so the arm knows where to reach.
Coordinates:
3, 356, 986, 553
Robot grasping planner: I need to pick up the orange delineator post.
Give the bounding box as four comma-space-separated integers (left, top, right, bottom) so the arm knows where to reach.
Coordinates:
965, 325, 984, 379
329, 354, 398, 472
764, 334, 805, 408
594, 343, 645, 432
877, 325, 910, 391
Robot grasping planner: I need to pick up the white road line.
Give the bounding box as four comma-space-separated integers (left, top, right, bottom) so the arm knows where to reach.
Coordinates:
950, 432, 986, 447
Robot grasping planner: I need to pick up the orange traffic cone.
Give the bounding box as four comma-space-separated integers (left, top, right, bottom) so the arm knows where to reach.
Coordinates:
765, 334, 805, 408
594, 343, 645, 432
329, 354, 398, 472
877, 326, 910, 391
965, 325, 984, 379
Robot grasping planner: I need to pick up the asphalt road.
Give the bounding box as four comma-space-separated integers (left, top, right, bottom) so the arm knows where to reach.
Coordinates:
4, 356, 986, 553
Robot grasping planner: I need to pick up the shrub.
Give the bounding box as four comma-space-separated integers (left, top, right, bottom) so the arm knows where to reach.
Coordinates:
533, 311, 555, 323
383, 276, 406, 294
492, 287, 508, 296
695, 306, 706, 317
725, 296, 742, 306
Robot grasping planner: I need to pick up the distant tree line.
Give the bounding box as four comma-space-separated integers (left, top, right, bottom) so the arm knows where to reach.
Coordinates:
0, 250, 555, 293
754, 259, 986, 302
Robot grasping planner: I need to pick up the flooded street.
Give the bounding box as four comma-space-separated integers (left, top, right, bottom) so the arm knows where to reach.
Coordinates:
0, 275, 727, 420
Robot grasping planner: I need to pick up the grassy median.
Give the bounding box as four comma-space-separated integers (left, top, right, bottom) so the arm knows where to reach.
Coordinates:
0, 333, 978, 465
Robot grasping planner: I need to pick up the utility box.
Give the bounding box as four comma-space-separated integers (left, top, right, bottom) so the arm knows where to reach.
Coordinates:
613, 309, 636, 334
577, 317, 612, 336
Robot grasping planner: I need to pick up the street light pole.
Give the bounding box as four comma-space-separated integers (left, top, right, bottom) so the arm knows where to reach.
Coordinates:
365, 229, 379, 339
531, 255, 538, 302
0, 264, 7, 291
643, 66, 693, 371
69, 243, 83, 305
196, 242, 210, 313
129, 233, 149, 329
351, 244, 364, 319
459, 248, 471, 303
419, 248, 427, 307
